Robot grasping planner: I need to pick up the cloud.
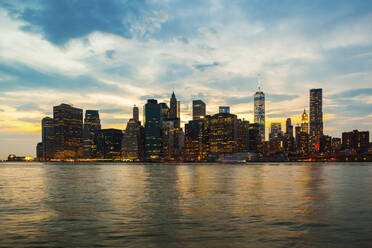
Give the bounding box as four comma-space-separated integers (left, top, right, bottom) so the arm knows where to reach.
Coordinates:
330, 88, 372, 99
16, 103, 41, 111
193, 61, 220, 71
105, 49, 116, 59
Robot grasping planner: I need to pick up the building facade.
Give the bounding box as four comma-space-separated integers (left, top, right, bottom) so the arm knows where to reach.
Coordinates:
309, 89, 323, 153
42, 117, 55, 161
144, 99, 163, 161
254, 87, 265, 143
83, 110, 101, 159
53, 104, 83, 160
192, 100, 206, 120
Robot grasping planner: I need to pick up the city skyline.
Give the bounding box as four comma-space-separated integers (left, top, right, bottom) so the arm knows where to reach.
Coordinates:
1, 1, 372, 159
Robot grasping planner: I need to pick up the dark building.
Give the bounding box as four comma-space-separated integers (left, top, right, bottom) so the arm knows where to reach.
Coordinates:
162, 121, 176, 161
133, 105, 139, 122
97, 129, 123, 160
36, 142, 43, 161
283, 133, 295, 153
121, 106, 144, 161
53, 104, 83, 160
169, 92, 180, 128
286, 118, 293, 137
42, 117, 55, 161
237, 120, 250, 153
320, 135, 332, 155
342, 130, 369, 154
295, 125, 301, 149
192, 100, 206, 120
160, 102, 170, 120
83, 110, 101, 159
299, 132, 309, 155
248, 123, 260, 153
208, 112, 238, 155
309, 88, 323, 153
185, 119, 208, 161
332, 137, 342, 154
144, 99, 163, 161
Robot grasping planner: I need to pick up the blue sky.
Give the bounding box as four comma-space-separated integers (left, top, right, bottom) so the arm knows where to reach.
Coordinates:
0, 0, 372, 158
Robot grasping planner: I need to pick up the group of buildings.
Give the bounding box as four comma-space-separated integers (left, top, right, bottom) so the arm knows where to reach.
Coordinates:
33, 88, 371, 162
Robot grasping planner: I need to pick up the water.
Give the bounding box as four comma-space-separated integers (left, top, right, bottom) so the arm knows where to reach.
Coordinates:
0, 163, 372, 248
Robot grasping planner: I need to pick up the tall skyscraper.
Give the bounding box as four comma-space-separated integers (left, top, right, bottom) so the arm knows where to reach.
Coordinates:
169, 92, 180, 128
219, 106, 230, 114
133, 105, 139, 122
254, 87, 265, 143
285, 118, 293, 137
192, 100, 206, 120
83, 110, 101, 159
301, 109, 309, 134
53, 103, 83, 160
121, 116, 144, 162
185, 119, 208, 161
269, 122, 282, 140
309, 89, 323, 152
42, 117, 55, 161
144, 99, 163, 161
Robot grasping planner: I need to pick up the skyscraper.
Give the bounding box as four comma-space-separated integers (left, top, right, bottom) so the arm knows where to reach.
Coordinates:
219, 106, 230, 114
192, 100, 206, 120
83, 110, 101, 159
301, 109, 309, 134
42, 117, 55, 161
169, 92, 180, 128
285, 118, 293, 137
144, 99, 163, 161
53, 103, 83, 160
309, 89, 323, 152
269, 122, 282, 140
133, 105, 139, 122
254, 87, 265, 143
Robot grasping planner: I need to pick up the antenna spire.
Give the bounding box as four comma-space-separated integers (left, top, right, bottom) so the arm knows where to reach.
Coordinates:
257, 73, 262, 91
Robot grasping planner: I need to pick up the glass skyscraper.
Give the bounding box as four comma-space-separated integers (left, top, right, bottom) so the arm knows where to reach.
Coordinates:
309, 88, 323, 152
254, 87, 265, 143
83, 110, 101, 159
53, 104, 83, 160
41, 116, 55, 161
144, 99, 163, 161
192, 100, 206, 120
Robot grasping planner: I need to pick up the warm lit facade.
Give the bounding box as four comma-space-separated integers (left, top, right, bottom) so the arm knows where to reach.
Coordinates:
121, 112, 144, 162
208, 113, 238, 155
192, 100, 206, 120
342, 130, 369, 154
309, 89, 323, 152
42, 116, 55, 161
185, 119, 208, 161
53, 104, 83, 160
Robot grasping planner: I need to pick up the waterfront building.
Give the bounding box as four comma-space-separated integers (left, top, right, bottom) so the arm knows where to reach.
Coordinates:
97, 129, 123, 160
36, 142, 43, 161
298, 132, 309, 155
248, 123, 260, 153
83, 110, 101, 159
42, 117, 55, 160
144, 99, 163, 161
320, 135, 332, 155
208, 112, 238, 155
342, 130, 370, 154
121, 107, 144, 161
192, 100, 206, 120
185, 119, 208, 161
309, 89, 323, 152
53, 104, 83, 160
332, 137, 342, 154
162, 121, 176, 161
295, 125, 301, 149
237, 120, 250, 153
219, 106, 230, 114
254, 87, 265, 143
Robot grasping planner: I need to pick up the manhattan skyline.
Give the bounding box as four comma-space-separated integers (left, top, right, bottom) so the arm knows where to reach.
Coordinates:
0, 1, 372, 159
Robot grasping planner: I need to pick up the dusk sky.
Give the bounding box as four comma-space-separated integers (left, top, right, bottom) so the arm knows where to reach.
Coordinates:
0, 0, 372, 159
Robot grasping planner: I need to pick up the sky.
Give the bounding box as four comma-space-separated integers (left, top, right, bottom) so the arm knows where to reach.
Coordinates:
0, 0, 372, 159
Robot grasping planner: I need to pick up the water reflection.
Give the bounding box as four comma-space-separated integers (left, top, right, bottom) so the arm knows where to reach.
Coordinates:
0, 163, 371, 248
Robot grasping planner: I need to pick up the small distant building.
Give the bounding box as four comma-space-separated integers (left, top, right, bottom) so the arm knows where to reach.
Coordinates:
36, 142, 43, 161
